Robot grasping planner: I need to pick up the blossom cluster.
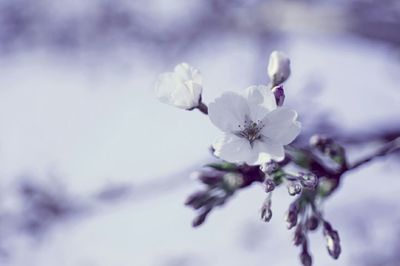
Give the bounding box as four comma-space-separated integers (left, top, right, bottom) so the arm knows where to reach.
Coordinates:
155, 51, 341, 266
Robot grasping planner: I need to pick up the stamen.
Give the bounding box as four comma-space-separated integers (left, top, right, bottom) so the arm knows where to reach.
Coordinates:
236, 117, 265, 144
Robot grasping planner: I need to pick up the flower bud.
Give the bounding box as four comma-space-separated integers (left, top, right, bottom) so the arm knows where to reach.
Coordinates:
184, 191, 208, 207
272, 85, 285, 106
287, 182, 302, 196
268, 51, 291, 86
309, 134, 326, 148
300, 252, 312, 266
192, 171, 223, 187
285, 201, 299, 229
260, 198, 273, 222
155, 63, 203, 110
299, 172, 319, 190
260, 161, 279, 174
306, 215, 320, 231
293, 225, 305, 246
192, 208, 211, 227
309, 135, 333, 154
300, 242, 313, 266
263, 178, 275, 193
323, 222, 341, 259
223, 172, 243, 191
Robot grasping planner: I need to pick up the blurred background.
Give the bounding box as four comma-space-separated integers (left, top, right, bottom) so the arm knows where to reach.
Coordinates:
0, 0, 399, 265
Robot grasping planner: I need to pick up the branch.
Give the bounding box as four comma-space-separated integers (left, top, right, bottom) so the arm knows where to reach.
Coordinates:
345, 136, 400, 172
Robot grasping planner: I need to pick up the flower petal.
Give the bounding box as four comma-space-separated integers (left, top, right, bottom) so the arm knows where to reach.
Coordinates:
240, 85, 277, 124
262, 107, 301, 145
268, 51, 291, 85
213, 134, 257, 164
208, 92, 250, 132
155, 63, 202, 109
253, 139, 285, 164
244, 85, 277, 112
174, 63, 202, 85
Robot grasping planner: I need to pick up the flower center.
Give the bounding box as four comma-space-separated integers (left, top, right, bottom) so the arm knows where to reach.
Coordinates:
236, 117, 265, 144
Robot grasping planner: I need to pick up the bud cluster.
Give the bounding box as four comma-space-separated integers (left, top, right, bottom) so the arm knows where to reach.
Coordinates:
185, 169, 240, 227
310, 135, 347, 168
281, 171, 319, 197
186, 163, 264, 227
284, 198, 341, 265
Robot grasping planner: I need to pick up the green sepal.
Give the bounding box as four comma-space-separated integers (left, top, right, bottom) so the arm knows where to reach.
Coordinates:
206, 162, 238, 172
271, 169, 285, 185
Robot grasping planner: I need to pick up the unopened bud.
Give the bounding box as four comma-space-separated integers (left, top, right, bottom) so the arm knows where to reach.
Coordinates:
260, 197, 273, 222
192, 208, 211, 227
260, 161, 279, 174
287, 182, 302, 196
268, 51, 291, 86
184, 191, 208, 207
309, 135, 339, 158
193, 171, 223, 187
285, 201, 299, 229
263, 178, 275, 193
223, 173, 243, 191
272, 85, 285, 106
299, 172, 319, 190
323, 222, 341, 259
293, 225, 305, 246
300, 242, 313, 266
306, 215, 320, 231
309, 134, 330, 148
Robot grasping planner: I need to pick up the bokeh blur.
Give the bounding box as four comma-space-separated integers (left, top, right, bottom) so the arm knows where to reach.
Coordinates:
0, 0, 399, 265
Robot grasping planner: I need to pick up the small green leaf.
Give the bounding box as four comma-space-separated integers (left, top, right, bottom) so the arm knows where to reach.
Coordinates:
271, 169, 285, 185
206, 162, 238, 172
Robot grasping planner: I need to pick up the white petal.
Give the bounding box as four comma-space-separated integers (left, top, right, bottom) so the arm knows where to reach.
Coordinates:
262, 107, 301, 145
155, 63, 203, 109
244, 85, 264, 105
208, 92, 250, 132
268, 51, 291, 85
262, 85, 278, 111
213, 134, 257, 164
174, 63, 191, 80
247, 139, 285, 165
185, 81, 202, 104
243, 85, 276, 123
174, 63, 202, 85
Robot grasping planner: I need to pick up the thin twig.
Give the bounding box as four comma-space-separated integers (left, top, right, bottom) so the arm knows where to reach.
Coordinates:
345, 136, 400, 172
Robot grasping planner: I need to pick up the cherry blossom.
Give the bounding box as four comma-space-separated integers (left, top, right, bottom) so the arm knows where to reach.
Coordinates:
208, 85, 301, 165
155, 63, 203, 109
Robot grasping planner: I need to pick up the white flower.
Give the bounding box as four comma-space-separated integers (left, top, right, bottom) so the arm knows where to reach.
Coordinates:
208, 85, 301, 165
155, 63, 203, 109
267, 51, 291, 86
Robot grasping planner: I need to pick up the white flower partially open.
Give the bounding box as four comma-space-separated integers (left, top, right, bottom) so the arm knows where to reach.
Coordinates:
268, 51, 291, 86
155, 63, 203, 109
209, 85, 301, 165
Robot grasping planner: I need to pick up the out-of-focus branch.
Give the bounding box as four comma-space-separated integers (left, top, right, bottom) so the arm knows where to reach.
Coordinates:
344, 136, 400, 173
